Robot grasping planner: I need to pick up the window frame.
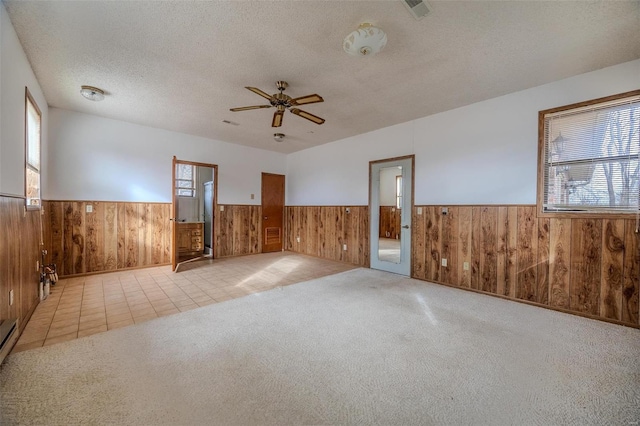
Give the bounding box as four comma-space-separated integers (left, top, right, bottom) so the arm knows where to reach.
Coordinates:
537, 89, 640, 219
25, 87, 42, 210
175, 163, 196, 197
395, 175, 402, 210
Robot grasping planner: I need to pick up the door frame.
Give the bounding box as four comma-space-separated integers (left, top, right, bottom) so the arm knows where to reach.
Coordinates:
369, 155, 415, 276
171, 156, 218, 271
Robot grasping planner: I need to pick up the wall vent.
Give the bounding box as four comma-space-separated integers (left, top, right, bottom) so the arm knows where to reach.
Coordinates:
402, 0, 431, 20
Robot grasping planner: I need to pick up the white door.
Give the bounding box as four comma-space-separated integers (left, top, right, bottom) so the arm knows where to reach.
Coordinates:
370, 157, 412, 276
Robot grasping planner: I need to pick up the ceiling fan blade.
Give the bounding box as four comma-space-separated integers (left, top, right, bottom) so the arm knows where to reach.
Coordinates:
272, 110, 284, 127
246, 87, 275, 101
290, 108, 325, 125
289, 94, 324, 106
230, 105, 272, 112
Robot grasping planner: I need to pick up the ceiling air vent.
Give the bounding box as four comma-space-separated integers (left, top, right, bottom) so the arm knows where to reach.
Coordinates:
402, 0, 431, 20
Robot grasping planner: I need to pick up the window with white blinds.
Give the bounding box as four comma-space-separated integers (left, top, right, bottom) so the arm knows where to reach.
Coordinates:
540, 91, 640, 213
25, 89, 42, 209
175, 163, 196, 197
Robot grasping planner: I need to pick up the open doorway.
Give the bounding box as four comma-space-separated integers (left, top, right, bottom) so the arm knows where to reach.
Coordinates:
171, 157, 218, 271
370, 155, 414, 276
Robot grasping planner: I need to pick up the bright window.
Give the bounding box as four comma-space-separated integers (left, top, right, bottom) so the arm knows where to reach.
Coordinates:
175, 163, 196, 197
26, 89, 41, 208
539, 91, 640, 214
396, 175, 403, 210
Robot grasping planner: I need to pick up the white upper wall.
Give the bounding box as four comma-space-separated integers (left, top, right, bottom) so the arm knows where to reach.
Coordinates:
0, 3, 48, 196
380, 166, 401, 207
286, 59, 640, 206
46, 108, 286, 204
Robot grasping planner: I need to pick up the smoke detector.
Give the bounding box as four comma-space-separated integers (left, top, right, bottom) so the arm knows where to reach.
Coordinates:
274, 133, 285, 142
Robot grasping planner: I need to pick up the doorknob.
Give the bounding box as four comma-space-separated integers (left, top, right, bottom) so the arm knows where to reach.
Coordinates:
402, 225, 410, 229
264, 216, 268, 220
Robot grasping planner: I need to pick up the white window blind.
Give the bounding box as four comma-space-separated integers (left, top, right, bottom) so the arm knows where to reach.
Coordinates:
542, 94, 640, 213
396, 175, 403, 210
175, 163, 196, 197
26, 93, 41, 207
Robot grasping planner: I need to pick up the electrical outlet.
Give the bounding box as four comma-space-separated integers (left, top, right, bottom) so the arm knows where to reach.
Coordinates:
345, 208, 350, 214
86, 204, 93, 213
463, 262, 470, 271
343, 244, 347, 251
417, 207, 423, 215
220, 205, 225, 211
296, 236, 300, 243
250, 194, 254, 200
9, 290, 14, 306
441, 258, 447, 267
442, 207, 448, 215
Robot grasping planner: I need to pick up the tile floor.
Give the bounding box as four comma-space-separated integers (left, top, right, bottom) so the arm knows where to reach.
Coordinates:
12, 252, 357, 353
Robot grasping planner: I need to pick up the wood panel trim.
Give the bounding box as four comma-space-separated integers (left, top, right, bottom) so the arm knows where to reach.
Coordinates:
285, 205, 369, 208
171, 159, 220, 169
43, 199, 170, 205
539, 89, 640, 116
217, 203, 262, 207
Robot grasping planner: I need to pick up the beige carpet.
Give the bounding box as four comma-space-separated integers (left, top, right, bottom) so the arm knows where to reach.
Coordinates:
0, 268, 638, 425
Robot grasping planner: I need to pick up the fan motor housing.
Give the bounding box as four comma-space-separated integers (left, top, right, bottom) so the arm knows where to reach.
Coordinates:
271, 92, 293, 108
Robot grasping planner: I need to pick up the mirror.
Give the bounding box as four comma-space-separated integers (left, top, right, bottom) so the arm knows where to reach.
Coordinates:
174, 163, 215, 264
378, 165, 402, 263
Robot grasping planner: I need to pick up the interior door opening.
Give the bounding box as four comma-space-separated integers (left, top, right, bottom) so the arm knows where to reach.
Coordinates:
172, 157, 218, 272
370, 156, 414, 276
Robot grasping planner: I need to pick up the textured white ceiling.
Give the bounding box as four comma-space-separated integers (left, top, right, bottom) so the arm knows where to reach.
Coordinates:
4, 1, 640, 154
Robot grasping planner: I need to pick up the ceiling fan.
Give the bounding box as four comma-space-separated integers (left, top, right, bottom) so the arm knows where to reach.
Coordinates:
230, 81, 325, 127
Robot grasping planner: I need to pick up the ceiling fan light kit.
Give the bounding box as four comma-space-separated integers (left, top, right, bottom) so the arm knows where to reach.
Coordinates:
343, 23, 387, 57
80, 85, 105, 101
230, 81, 325, 128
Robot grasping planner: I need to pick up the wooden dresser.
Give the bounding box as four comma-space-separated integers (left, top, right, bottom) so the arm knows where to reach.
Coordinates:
176, 222, 204, 255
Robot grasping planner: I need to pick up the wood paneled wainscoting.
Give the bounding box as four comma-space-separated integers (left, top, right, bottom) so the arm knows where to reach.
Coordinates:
284, 206, 369, 267
42, 201, 267, 277
379, 206, 401, 240
0, 195, 41, 333
42, 201, 172, 276
215, 204, 262, 258
412, 205, 640, 328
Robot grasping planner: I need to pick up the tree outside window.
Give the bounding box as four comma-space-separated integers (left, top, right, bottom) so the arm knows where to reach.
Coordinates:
541, 91, 639, 213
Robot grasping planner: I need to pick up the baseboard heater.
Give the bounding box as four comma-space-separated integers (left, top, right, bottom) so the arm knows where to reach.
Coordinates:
0, 319, 18, 365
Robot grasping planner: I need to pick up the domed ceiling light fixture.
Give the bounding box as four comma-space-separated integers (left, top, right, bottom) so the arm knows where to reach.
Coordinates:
273, 133, 285, 142
80, 85, 105, 101
343, 23, 387, 57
